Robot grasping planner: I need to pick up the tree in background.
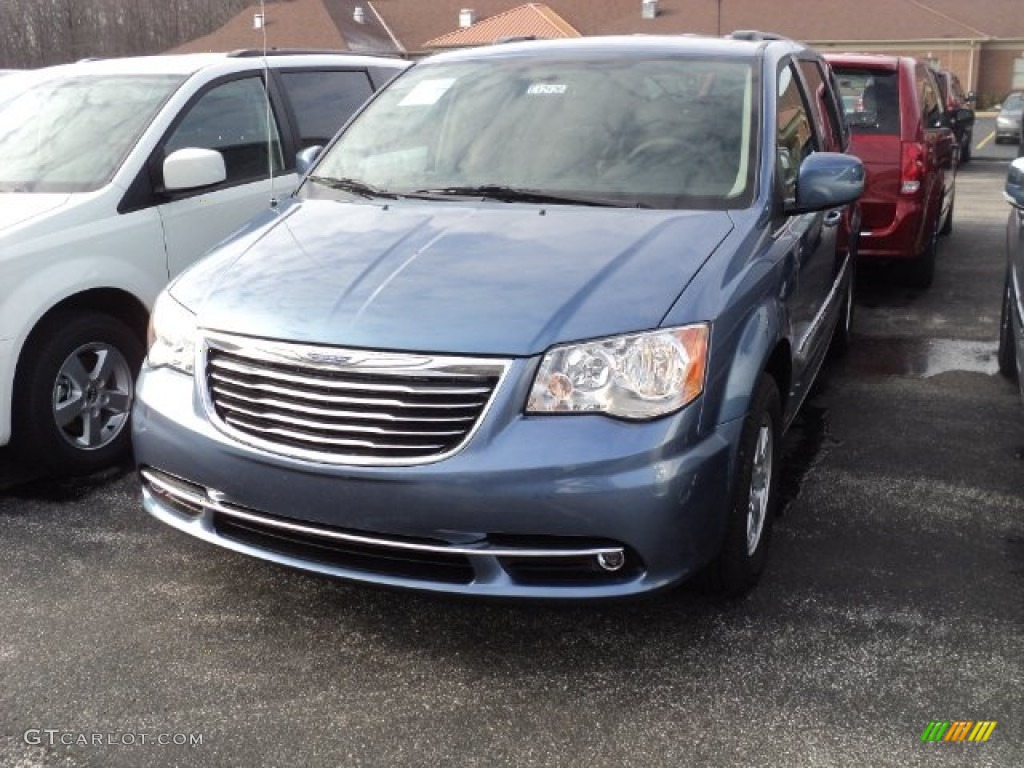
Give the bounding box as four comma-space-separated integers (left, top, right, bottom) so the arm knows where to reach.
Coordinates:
0, 0, 260, 68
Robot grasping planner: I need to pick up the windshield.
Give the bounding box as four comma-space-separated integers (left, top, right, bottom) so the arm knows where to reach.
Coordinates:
1002, 92, 1024, 111
309, 55, 756, 210
0, 73, 185, 193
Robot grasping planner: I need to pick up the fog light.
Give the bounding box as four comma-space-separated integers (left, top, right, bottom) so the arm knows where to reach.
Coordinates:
596, 551, 625, 572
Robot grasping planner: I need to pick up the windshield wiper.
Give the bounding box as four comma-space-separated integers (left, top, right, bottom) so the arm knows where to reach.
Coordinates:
409, 184, 643, 208
307, 176, 398, 200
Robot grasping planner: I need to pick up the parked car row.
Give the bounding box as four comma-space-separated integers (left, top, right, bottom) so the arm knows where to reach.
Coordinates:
1, 33, 993, 601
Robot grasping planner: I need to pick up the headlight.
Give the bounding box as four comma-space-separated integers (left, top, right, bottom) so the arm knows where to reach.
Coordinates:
147, 291, 197, 375
526, 325, 709, 420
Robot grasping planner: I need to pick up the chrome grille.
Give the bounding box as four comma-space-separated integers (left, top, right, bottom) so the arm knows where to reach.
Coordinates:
202, 333, 509, 465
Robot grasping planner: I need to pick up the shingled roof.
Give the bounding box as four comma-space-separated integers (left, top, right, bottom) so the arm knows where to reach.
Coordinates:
380, 0, 1024, 52
423, 4, 580, 49
168, 0, 1024, 57
168, 0, 401, 55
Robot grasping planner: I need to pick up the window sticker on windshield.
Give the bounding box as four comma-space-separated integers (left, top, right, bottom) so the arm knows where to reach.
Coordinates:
526, 84, 568, 95
398, 78, 456, 106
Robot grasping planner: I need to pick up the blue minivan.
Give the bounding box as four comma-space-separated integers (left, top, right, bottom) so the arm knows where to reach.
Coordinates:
133, 34, 863, 599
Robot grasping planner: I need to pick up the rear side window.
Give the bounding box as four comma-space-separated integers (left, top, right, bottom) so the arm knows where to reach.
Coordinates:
797, 59, 844, 150
917, 66, 944, 129
280, 70, 374, 148
834, 68, 900, 135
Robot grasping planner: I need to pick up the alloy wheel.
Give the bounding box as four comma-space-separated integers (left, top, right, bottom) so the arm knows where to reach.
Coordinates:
52, 342, 134, 450
746, 417, 774, 556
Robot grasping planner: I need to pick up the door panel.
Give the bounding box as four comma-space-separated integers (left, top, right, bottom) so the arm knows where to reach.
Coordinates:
776, 61, 839, 404
156, 75, 292, 277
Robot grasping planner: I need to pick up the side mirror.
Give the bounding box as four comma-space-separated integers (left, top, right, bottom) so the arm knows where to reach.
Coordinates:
296, 145, 323, 176
953, 107, 975, 126
163, 147, 226, 191
788, 152, 864, 213
1005, 157, 1024, 209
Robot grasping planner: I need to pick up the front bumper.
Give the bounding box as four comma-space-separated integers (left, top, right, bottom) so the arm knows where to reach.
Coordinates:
133, 364, 742, 599
996, 116, 1021, 141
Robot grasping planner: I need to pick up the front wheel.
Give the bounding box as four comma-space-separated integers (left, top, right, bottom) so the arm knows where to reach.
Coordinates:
706, 374, 782, 596
13, 311, 143, 476
998, 275, 1018, 379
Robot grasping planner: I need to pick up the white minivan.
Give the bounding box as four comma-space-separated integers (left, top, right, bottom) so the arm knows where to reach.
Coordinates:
0, 51, 407, 473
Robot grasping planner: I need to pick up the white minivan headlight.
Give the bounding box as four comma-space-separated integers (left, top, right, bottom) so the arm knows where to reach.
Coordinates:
526, 325, 710, 420
147, 291, 197, 375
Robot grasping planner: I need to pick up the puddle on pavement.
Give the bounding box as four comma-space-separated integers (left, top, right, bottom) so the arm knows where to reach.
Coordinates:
846, 337, 999, 378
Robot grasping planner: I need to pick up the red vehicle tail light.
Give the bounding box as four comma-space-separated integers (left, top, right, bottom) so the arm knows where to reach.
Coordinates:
901, 141, 925, 195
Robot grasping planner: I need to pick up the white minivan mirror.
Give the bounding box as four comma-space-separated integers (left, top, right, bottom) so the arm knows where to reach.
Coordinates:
163, 147, 226, 191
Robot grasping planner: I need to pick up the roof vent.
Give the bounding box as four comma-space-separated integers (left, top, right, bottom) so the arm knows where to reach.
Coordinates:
459, 9, 477, 28
641, 0, 658, 20
253, 13, 265, 30
353, 6, 366, 24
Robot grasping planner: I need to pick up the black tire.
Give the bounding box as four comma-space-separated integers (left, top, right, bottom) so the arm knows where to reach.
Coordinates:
998, 275, 1018, 379
829, 262, 855, 356
939, 195, 954, 237
706, 374, 782, 597
904, 221, 938, 290
12, 311, 144, 476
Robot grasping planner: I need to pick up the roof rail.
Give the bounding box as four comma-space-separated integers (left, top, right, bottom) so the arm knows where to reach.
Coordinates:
492, 35, 538, 45
727, 30, 788, 42
227, 48, 400, 59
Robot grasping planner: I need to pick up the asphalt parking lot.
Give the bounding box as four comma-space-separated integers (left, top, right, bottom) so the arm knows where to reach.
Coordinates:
2, 152, 1023, 767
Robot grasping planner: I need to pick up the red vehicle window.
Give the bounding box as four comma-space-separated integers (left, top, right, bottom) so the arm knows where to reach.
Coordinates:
834, 68, 899, 135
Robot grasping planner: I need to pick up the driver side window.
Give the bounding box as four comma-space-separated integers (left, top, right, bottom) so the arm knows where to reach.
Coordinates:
164, 76, 284, 186
776, 63, 818, 203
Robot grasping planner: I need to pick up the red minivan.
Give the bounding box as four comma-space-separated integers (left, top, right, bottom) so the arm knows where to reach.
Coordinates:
826, 54, 958, 288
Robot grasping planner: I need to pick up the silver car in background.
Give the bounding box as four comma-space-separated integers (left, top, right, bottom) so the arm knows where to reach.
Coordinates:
995, 91, 1023, 144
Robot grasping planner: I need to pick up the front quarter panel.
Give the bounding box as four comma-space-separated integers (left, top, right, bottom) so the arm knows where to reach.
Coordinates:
0, 200, 168, 444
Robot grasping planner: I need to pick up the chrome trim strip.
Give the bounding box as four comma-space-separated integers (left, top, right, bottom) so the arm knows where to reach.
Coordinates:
223, 416, 448, 451
209, 384, 476, 423
141, 468, 624, 560
795, 253, 850, 360
210, 357, 493, 396
198, 332, 512, 467
211, 372, 483, 410
218, 401, 465, 438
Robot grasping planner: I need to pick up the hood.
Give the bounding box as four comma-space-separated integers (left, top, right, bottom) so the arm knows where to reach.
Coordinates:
176, 199, 732, 356
0, 193, 71, 233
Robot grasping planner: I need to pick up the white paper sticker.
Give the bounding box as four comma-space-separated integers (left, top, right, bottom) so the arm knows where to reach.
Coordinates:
398, 78, 457, 106
526, 83, 568, 95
